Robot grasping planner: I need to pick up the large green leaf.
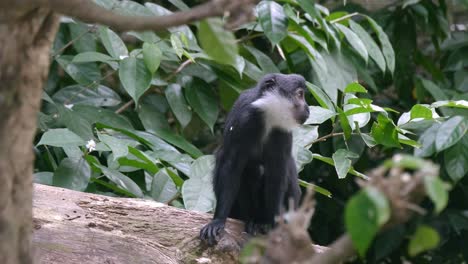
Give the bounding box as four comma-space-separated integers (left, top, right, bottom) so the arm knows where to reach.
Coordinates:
332, 149, 359, 179
96, 164, 144, 198
435, 116, 467, 152
99, 26, 128, 59
73, 105, 133, 130
185, 79, 219, 132
345, 187, 390, 256
336, 24, 368, 63
166, 84, 192, 128
198, 18, 238, 66
349, 20, 386, 72
408, 225, 440, 257
72, 52, 118, 69
366, 16, 395, 74
306, 82, 335, 111
182, 155, 216, 212
52, 84, 121, 107
68, 22, 96, 53
56, 56, 101, 86
243, 45, 279, 73
98, 133, 130, 161
37, 128, 86, 147
52, 157, 91, 191
257, 1, 288, 45
444, 135, 468, 182
304, 106, 336, 125
410, 104, 433, 120
414, 123, 440, 157
119, 57, 152, 105
371, 114, 401, 148
142, 42, 162, 74
150, 169, 178, 203
424, 175, 448, 214
152, 128, 203, 158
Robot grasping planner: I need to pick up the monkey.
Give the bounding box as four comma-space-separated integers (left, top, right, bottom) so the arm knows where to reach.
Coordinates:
199, 73, 310, 245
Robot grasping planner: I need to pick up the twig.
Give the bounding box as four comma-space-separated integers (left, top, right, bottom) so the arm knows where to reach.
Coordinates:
52, 25, 97, 58
330, 12, 359, 24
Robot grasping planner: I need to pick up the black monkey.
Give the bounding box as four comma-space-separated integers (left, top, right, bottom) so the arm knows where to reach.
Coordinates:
200, 73, 310, 245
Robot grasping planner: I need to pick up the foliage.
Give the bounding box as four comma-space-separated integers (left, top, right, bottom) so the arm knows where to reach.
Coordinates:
35, 0, 467, 261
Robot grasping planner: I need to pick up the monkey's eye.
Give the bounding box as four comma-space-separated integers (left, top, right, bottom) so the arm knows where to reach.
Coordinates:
296, 89, 305, 100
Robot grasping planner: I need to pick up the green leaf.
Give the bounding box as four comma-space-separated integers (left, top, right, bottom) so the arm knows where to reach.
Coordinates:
119, 57, 152, 105
424, 175, 448, 214
98, 133, 130, 161
182, 155, 216, 212
306, 82, 335, 110
414, 123, 440, 157
150, 169, 178, 203
294, 147, 314, 172
73, 105, 133, 130
185, 79, 219, 132
313, 154, 368, 179
344, 82, 368, 93
152, 128, 203, 158
410, 104, 433, 120
432, 100, 468, 109
418, 78, 448, 101
349, 20, 386, 72
289, 33, 326, 67
345, 187, 390, 256
68, 23, 96, 53
166, 84, 192, 128
293, 125, 319, 148
371, 114, 401, 148
53, 157, 91, 191
444, 135, 468, 182
257, 1, 288, 45
96, 164, 144, 198
99, 26, 128, 59
408, 225, 440, 256
142, 42, 162, 74
52, 84, 122, 107
338, 107, 352, 140
384, 154, 430, 170
435, 116, 468, 152
304, 106, 336, 125
336, 24, 368, 63
243, 45, 279, 73
198, 18, 238, 66
366, 16, 395, 74
72, 52, 118, 69
170, 34, 184, 59
37, 128, 86, 147
332, 149, 359, 179
56, 56, 101, 86
34, 172, 53, 185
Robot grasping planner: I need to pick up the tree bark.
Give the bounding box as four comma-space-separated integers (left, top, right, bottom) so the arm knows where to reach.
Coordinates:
33, 184, 247, 264
0, 9, 59, 264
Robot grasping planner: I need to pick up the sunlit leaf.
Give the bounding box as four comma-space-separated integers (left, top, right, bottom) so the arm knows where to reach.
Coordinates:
408, 225, 440, 256
119, 57, 152, 106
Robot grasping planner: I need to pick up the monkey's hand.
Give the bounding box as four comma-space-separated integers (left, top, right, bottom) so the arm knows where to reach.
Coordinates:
200, 218, 226, 246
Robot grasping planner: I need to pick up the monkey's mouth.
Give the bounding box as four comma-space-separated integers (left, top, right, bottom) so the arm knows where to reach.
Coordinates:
296, 112, 309, 124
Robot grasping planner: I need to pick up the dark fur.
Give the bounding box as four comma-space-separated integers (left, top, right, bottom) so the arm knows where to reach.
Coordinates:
199, 74, 309, 245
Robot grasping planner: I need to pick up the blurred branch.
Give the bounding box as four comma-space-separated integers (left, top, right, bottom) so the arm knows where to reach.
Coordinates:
34, 0, 258, 31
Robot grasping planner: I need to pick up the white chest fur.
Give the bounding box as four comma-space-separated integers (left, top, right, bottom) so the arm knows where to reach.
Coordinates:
251, 91, 298, 135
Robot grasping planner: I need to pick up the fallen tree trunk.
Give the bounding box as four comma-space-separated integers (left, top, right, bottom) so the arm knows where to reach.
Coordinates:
32, 184, 247, 264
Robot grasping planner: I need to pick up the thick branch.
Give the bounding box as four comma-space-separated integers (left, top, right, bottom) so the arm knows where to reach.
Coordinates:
32, 184, 247, 263
36, 0, 256, 32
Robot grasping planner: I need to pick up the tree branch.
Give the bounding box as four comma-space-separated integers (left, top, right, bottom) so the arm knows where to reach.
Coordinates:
38, 0, 257, 32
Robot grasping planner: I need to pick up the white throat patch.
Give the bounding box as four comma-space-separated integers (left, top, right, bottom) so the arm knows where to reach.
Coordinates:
251, 91, 298, 133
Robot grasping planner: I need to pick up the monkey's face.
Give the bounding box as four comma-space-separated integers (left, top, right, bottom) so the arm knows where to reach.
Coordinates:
259, 74, 310, 125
